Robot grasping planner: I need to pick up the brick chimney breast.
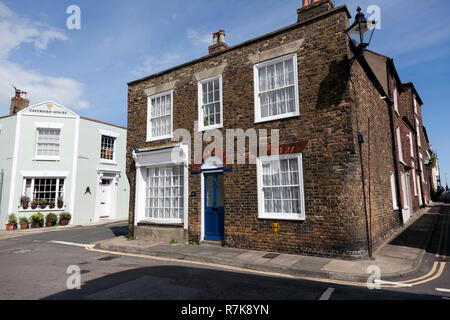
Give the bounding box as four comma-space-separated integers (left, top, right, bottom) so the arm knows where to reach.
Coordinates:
10, 90, 29, 115
297, 0, 334, 23
208, 30, 229, 54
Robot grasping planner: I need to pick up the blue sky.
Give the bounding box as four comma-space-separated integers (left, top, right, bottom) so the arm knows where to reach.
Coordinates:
0, 0, 449, 184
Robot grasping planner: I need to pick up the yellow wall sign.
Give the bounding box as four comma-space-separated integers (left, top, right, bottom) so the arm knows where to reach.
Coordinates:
272, 223, 280, 232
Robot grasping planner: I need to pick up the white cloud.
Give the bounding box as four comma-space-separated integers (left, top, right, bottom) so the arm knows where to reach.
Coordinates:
0, 1, 89, 113
187, 28, 212, 46
130, 53, 182, 78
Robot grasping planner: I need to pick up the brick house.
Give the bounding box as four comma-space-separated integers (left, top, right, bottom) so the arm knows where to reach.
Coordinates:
365, 51, 433, 221
126, 0, 417, 258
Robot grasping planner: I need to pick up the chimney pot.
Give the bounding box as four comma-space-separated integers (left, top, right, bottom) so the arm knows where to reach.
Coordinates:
218, 30, 225, 44
10, 88, 30, 115
302, 0, 309, 7
208, 29, 229, 54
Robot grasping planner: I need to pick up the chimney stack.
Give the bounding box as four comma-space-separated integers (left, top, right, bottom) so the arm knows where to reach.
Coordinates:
297, 0, 333, 22
208, 29, 229, 54
10, 89, 29, 115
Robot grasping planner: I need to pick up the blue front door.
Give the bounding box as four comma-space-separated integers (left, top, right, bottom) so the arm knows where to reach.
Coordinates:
204, 173, 224, 240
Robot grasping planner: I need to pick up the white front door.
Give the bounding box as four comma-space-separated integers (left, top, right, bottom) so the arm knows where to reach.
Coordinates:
97, 178, 112, 220
402, 174, 412, 223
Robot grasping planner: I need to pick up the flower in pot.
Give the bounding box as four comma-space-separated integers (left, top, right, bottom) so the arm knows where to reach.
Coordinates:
45, 213, 58, 227
57, 196, 64, 209
31, 200, 38, 210
59, 212, 72, 226
6, 214, 17, 231
20, 195, 30, 210
19, 217, 29, 229
38, 199, 48, 210
48, 201, 55, 209
30, 212, 44, 228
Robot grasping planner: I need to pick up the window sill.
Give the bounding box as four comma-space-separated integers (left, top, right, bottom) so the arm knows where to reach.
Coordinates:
18, 207, 66, 213
33, 157, 60, 162
255, 112, 300, 124
146, 134, 173, 143
258, 214, 305, 221
99, 160, 118, 166
198, 124, 223, 132
138, 219, 183, 225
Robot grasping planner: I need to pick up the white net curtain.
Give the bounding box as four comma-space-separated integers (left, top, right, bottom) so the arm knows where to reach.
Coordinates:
258, 58, 296, 118
261, 157, 302, 215
150, 93, 172, 138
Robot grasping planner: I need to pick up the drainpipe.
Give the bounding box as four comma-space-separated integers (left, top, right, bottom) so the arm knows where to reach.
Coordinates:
348, 67, 372, 258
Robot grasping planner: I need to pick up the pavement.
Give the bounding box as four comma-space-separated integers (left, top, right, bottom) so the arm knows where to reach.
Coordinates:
0, 218, 128, 240
93, 205, 439, 283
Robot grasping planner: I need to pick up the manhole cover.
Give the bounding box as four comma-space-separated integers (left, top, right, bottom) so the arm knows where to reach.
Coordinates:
97, 255, 119, 261
262, 253, 280, 259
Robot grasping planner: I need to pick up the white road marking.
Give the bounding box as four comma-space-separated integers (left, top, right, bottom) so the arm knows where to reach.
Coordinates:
374, 279, 412, 287
436, 288, 450, 293
442, 297, 450, 300
48, 241, 89, 248
319, 287, 335, 300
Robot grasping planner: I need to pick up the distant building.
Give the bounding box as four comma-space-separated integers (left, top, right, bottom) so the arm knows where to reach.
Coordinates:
365, 51, 433, 221
0, 90, 130, 229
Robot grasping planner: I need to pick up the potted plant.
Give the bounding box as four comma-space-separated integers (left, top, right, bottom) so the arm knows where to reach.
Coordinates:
48, 201, 55, 209
45, 213, 58, 227
59, 212, 72, 226
31, 200, 38, 210
38, 199, 48, 210
57, 196, 64, 209
30, 212, 44, 228
20, 196, 30, 210
5, 214, 17, 231
19, 217, 29, 229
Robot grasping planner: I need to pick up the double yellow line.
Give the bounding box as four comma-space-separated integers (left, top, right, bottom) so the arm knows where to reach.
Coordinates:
84, 211, 449, 290
381, 211, 449, 288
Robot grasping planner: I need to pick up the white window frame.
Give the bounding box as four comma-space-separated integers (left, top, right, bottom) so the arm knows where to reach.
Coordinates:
146, 90, 174, 142
419, 153, 425, 182
396, 127, 404, 164
21, 176, 66, 210
100, 135, 117, 164
414, 97, 418, 114
254, 53, 300, 123
409, 132, 414, 158
133, 144, 189, 228
198, 75, 223, 132
393, 83, 399, 114
412, 162, 418, 196
256, 153, 305, 221
34, 124, 62, 161
416, 118, 421, 148
390, 172, 399, 210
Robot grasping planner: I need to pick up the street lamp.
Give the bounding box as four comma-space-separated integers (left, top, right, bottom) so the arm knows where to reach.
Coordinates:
346, 7, 377, 51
